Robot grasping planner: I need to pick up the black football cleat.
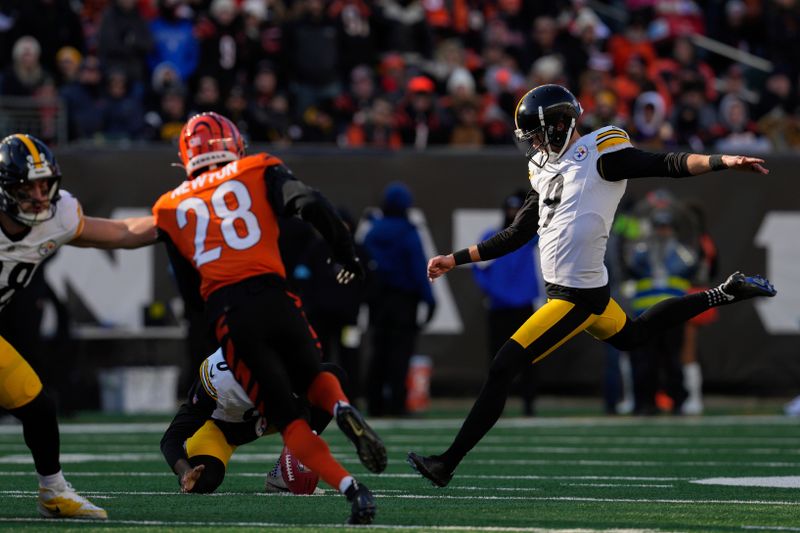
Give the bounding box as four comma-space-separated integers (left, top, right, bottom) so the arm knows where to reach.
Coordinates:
345, 480, 376, 525
407, 452, 453, 488
720, 271, 777, 301
336, 403, 387, 474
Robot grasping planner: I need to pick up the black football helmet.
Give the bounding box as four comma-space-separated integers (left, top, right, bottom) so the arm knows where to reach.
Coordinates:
0, 134, 61, 226
514, 84, 582, 167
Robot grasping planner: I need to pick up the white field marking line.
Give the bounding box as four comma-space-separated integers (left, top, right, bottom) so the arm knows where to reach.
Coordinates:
561, 483, 674, 488
4, 442, 798, 457
4, 439, 799, 457
3, 452, 798, 468
0, 415, 796, 435
3, 434, 800, 447
0, 517, 666, 532
742, 527, 800, 532
0, 471, 690, 481
1, 490, 797, 506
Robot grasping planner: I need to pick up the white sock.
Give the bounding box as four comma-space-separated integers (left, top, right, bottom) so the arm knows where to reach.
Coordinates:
339, 475, 355, 494
38, 470, 67, 491
683, 362, 703, 401
333, 400, 350, 418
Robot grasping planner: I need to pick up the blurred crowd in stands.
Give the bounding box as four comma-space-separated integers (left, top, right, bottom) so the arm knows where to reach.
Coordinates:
1, 0, 800, 151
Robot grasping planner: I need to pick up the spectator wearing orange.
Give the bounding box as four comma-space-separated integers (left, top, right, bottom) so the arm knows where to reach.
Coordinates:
346, 97, 402, 149
395, 76, 450, 148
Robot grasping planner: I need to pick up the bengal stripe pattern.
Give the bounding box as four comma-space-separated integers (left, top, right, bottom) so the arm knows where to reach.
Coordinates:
215, 315, 264, 414
285, 290, 323, 354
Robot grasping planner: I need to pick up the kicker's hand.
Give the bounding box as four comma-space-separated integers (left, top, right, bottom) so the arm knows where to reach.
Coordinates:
427, 254, 455, 282
180, 464, 205, 493
722, 155, 769, 174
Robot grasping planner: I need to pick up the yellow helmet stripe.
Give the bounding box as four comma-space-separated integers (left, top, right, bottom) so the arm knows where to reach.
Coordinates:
13, 134, 42, 165
514, 88, 536, 128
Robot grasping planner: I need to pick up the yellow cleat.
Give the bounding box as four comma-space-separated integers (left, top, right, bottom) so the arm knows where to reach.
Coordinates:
37, 484, 108, 520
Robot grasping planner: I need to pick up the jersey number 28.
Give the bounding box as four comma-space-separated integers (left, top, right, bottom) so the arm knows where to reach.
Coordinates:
176, 180, 262, 267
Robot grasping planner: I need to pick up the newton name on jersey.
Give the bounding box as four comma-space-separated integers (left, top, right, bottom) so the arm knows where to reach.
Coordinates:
528, 126, 632, 289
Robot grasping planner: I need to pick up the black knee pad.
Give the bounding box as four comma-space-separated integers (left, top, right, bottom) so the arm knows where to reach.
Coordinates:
186, 455, 226, 494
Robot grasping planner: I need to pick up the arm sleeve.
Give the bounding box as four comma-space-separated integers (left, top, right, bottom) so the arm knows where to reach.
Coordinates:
160, 379, 216, 471
597, 147, 692, 181
161, 231, 205, 316
476, 189, 540, 261
264, 164, 356, 261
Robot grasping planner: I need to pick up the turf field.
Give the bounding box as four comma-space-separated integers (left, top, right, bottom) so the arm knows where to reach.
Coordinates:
1, 412, 799, 532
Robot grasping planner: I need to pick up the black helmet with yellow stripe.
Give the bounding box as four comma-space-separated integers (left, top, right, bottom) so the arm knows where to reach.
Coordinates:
0, 134, 61, 225
514, 84, 582, 168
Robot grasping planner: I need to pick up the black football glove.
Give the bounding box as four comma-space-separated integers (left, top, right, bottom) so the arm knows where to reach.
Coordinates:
335, 255, 365, 285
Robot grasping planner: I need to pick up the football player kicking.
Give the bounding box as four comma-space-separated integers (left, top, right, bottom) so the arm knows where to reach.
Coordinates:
161, 348, 347, 495
408, 84, 778, 487
152, 112, 386, 524
0, 134, 157, 518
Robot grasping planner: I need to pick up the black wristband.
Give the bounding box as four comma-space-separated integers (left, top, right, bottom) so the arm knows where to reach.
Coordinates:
452, 248, 472, 265
709, 154, 726, 171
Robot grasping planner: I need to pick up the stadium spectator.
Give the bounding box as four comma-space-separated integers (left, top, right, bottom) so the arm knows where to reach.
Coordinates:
374, 0, 433, 61
190, 75, 223, 115
245, 62, 292, 143
328, 0, 377, 76
581, 89, 627, 133
364, 182, 435, 417
195, 0, 243, 94
522, 15, 586, 89
714, 94, 772, 153
345, 97, 403, 149
12, 0, 85, 73
144, 87, 187, 142
97, 0, 153, 83
60, 55, 105, 140
625, 206, 696, 415
148, 0, 199, 83
239, 0, 286, 81
472, 190, 541, 416
670, 79, 717, 152
54, 47, 82, 87
338, 65, 378, 126
395, 75, 450, 148
1, 36, 54, 97
101, 69, 144, 140
283, 0, 342, 118
630, 91, 672, 149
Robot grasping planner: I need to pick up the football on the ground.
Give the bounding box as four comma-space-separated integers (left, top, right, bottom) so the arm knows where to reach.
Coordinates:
280, 446, 320, 495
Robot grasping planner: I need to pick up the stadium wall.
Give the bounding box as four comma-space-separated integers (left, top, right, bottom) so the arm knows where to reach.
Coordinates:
53, 146, 800, 397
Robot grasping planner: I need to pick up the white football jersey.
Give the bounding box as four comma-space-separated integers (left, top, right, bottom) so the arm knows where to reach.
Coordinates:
528, 126, 632, 289
0, 190, 83, 311
199, 349, 264, 428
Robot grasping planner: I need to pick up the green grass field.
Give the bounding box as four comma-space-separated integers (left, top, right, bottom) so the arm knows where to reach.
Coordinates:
1, 409, 799, 532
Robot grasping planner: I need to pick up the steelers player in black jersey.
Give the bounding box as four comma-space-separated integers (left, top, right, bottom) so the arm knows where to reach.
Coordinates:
407, 84, 777, 487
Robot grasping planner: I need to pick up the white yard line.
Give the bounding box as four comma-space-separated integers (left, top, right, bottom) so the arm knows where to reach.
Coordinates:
0, 517, 666, 532
0, 471, 690, 481
0, 416, 797, 435
2, 452, 797, 468
1, 490, 796, 506
561, 483, 674, 488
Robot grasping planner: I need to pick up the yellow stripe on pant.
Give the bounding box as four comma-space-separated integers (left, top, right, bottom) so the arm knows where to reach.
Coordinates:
510, 296, 631, 364
0, 335, 43, 409
510, 299, 595, 364
185, 420, 237, 467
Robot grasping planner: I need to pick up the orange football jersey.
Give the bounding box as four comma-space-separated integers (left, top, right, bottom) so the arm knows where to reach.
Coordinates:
153, 154, 286, 300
